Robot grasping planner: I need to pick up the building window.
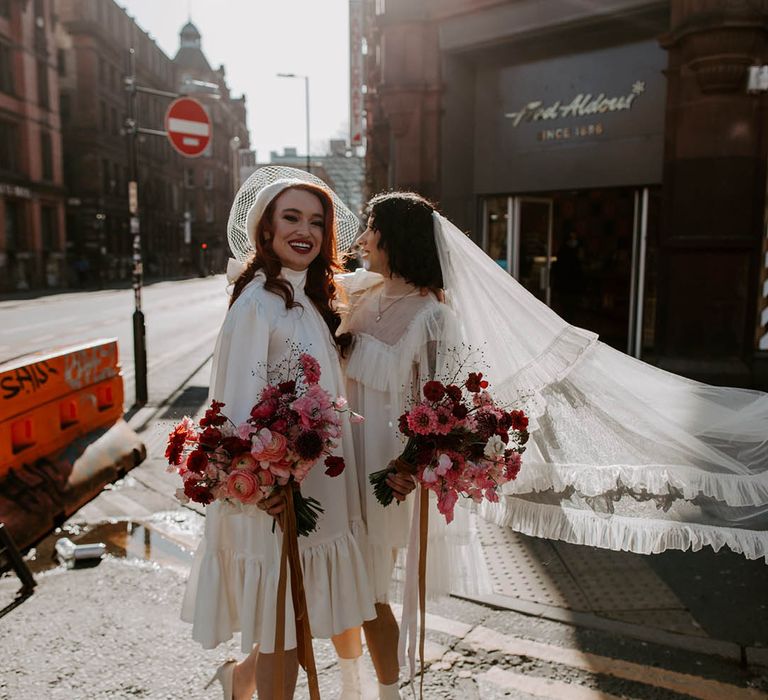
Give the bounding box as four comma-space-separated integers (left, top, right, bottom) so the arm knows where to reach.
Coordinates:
41, 130, 53, 181
99, 57, 106, 84
37, 60, 49, 109
41, 205, 57, 250
184, 168, 195, 188
203, 169, 214, 189
100, 100, 107, 131
205, 202, 215, 223
102, 158, 111, 193
0, 120, 19, 173
0, 42, 14, 95
60, 93, 71, 124
110, 65, 116, 92
4, 200, 23, 250
57, 49, 66, 77
111, 107, 118, 135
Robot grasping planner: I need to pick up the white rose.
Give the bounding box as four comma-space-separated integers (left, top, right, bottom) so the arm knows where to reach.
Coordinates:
484, 435, 505, 459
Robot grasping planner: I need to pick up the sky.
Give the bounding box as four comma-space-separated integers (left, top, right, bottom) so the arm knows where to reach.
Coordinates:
120, 0, 351, 162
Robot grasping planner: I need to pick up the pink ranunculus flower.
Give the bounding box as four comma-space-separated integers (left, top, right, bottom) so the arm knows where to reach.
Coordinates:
227, 469, 260, 503
349, 411, 365, 424
333, 396, 348, 411
230, 453, 258, 471
252, 429, 288, 464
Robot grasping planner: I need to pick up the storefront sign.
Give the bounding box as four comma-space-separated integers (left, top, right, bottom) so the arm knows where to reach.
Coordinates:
0, 184, 32, 199
473, 40, 666, 193
505, 82, 646, 127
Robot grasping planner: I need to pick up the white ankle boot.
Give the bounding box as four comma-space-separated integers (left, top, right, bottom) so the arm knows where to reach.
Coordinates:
378, 681, 402, 700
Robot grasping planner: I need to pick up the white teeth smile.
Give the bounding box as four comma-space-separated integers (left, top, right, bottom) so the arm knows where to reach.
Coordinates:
289, 241, 312, 252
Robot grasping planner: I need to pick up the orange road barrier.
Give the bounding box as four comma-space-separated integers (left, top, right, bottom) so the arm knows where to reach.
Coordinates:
0, 339, 124, 479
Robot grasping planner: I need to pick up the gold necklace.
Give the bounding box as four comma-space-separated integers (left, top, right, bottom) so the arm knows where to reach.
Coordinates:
376, 288, 415, 322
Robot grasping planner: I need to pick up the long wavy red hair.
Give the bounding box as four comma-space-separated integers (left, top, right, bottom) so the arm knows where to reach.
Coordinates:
229, 183, 343, 343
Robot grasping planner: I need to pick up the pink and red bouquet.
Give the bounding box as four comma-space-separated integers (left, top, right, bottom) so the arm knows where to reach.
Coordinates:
166, 352, 361, 536
370, 371, 528, 523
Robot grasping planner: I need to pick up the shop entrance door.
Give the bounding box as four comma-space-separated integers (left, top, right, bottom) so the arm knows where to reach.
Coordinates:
481, 196, 555, 303
482, 187, 658, 356
511, 197, 555, 306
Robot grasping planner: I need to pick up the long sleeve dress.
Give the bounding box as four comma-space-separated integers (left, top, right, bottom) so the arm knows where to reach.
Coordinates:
181, 267, 376, 653
337, 270, 488, 603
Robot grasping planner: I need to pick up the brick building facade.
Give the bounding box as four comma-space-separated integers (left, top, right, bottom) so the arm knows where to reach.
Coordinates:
0, 0, 66, 292
361, 0, 768, 388
47, 1, 249, 288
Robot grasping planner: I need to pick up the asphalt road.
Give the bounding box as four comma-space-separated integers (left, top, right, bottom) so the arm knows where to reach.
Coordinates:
0, 276, 228, 408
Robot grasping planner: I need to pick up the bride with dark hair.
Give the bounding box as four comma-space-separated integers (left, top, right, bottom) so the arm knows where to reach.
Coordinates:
336, 189, 768, 695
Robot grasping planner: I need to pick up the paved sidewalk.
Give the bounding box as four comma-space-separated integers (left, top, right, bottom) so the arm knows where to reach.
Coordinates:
126, 357, 768, 662
2, 354, 767, 699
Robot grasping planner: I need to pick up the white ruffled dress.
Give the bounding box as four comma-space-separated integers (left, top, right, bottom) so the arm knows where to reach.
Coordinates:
337, 270, 488, 602
181, 268, 376, 653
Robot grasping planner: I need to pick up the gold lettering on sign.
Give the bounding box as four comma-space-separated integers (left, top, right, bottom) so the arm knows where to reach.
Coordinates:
506, 82, 646, 128
538, 123, 605, 142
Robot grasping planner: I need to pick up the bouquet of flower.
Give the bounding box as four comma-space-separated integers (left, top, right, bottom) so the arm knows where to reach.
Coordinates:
166, 352, 360, 536
370, 370, 527, 697
370, 371, 528, 523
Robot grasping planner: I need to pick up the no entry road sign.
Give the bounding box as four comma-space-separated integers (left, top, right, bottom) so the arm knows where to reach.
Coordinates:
165, 97, 211, 157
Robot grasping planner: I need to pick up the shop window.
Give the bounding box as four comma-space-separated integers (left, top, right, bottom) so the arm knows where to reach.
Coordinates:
0, 42, 14, 95
41, 205, 57, 250
41, 130, 53, 181
37, 60, 49, 109
0, 120, 19, 173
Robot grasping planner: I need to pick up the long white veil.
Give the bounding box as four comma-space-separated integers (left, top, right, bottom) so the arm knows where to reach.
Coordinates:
433, 213, 768, 562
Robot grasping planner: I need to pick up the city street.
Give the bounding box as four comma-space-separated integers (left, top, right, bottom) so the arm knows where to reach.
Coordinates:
0, 276, 228, 407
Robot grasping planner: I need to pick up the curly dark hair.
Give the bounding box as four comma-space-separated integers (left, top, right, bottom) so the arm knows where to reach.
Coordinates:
229, 183, 343, 345
365, 191, 443, 289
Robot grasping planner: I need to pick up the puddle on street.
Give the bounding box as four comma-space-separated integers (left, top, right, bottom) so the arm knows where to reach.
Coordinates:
19, 520, 194, 575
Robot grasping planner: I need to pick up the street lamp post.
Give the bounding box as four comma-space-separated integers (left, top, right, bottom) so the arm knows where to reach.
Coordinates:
277, 73, 310, 172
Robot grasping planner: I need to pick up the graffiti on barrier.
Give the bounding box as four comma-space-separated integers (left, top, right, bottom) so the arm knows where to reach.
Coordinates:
64, 346, 117, 391
0, 361, 59, 400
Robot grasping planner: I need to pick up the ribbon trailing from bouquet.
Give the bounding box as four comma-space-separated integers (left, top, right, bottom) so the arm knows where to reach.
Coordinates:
273, 486, 320, 700
398, 483, 429, 699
